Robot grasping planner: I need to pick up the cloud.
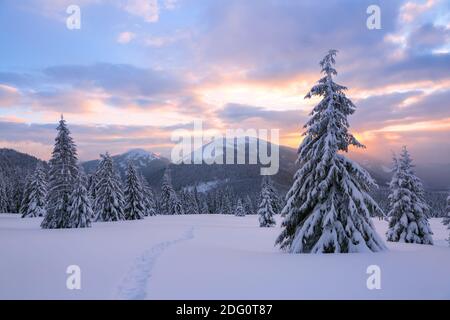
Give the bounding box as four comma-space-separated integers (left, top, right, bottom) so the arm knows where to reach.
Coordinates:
217, 103, 306, 131
122, 0, 160, 23
163, 0, 178, 10
44, 63, 185, 97
351, 88, 450, 130
23, 0, 179, 24
193, 0, 399, 79
399, 0, 438, 23
0, 72, 36, 87
407, 23, 450, 54
0, 84, 21, 107
142, 30, 191, 47
117, 31, 136, 44
0, 63, 193, 117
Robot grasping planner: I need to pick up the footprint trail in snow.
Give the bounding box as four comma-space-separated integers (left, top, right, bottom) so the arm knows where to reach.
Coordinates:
115, 226, 195, 300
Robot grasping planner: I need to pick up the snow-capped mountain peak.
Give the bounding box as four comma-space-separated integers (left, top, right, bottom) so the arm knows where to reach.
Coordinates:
123, 149, 159, 162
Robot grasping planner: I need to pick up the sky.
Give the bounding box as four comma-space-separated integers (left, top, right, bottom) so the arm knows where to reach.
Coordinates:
0, 0, 449, 163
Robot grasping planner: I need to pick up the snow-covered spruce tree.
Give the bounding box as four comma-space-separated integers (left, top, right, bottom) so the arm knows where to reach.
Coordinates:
444, 194, 450, 244
263, 177, 283, 215
266, 176, 283, 214
87, 173, 98, 206
41, 116, 79, 229
0, 172, 8, 213
443, 194, 450, 225
181, 189, 201, 215
159, 167, 184, 215
276, 50, 386, 253
68, 168, 92, 228
22, 163, 47, 218
221, 192, 233, 215
235, 198, 246, 217
258, 182, 276, 227
213, 189, 223, 214
139, 174, 157, 216
199, 197, 209, 214
244, 195, 255, 215
19, 174, 33, 217
192, 188, 202, 214
94, 152, 125, 222
124, 162, 146, 220
386, 147, 433, 245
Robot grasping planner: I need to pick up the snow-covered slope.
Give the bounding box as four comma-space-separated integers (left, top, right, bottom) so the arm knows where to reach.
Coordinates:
1, 214, 449, 299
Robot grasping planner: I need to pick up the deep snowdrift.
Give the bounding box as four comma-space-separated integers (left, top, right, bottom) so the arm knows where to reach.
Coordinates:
0, 214, 449, 299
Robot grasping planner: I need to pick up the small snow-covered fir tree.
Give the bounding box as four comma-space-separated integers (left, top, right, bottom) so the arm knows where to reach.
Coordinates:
159, 167, 184, 215
19, 174, 33, 217
263, 177, 283, 215
94, 152, 125, 222
139, 174, 157, 216
386, 147, 433, 245
443, 194, 450, 226
87, 173, 98, 206
258, 180, 276, 227
124, 162, 146, 220
181, 190, 200, 215
244, 195, 255, 215
192, 188, 202, 214
68, 168, 92, 228
235, 198, 246, 217
41, 116, 79, 229
444, 194, 450, 244
213, 190, 223, 214
199, 197, 209, 214
276, 50, 386, 253
0, 172, 9, 213
22, 163, 47, 218
221, 192, 233, 215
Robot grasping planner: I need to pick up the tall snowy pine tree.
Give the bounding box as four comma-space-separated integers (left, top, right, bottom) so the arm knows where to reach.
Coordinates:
386, 147, 433, 245
94, 152, 125, 222
159, 167, 184, 215
276, 50, 386, 253
41, 116, 79, 229
68, 168, 92, 228
124, 162, 146, 220
22, 163, 47, 218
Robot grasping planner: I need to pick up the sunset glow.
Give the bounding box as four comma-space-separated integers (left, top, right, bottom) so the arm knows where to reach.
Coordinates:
0, 0, 449, 163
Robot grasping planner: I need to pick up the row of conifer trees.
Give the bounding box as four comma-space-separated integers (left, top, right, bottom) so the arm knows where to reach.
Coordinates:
19, 116, 284, 228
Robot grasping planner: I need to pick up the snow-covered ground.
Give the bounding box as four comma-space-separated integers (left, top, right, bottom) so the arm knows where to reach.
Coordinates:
0, 214, 449, 300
